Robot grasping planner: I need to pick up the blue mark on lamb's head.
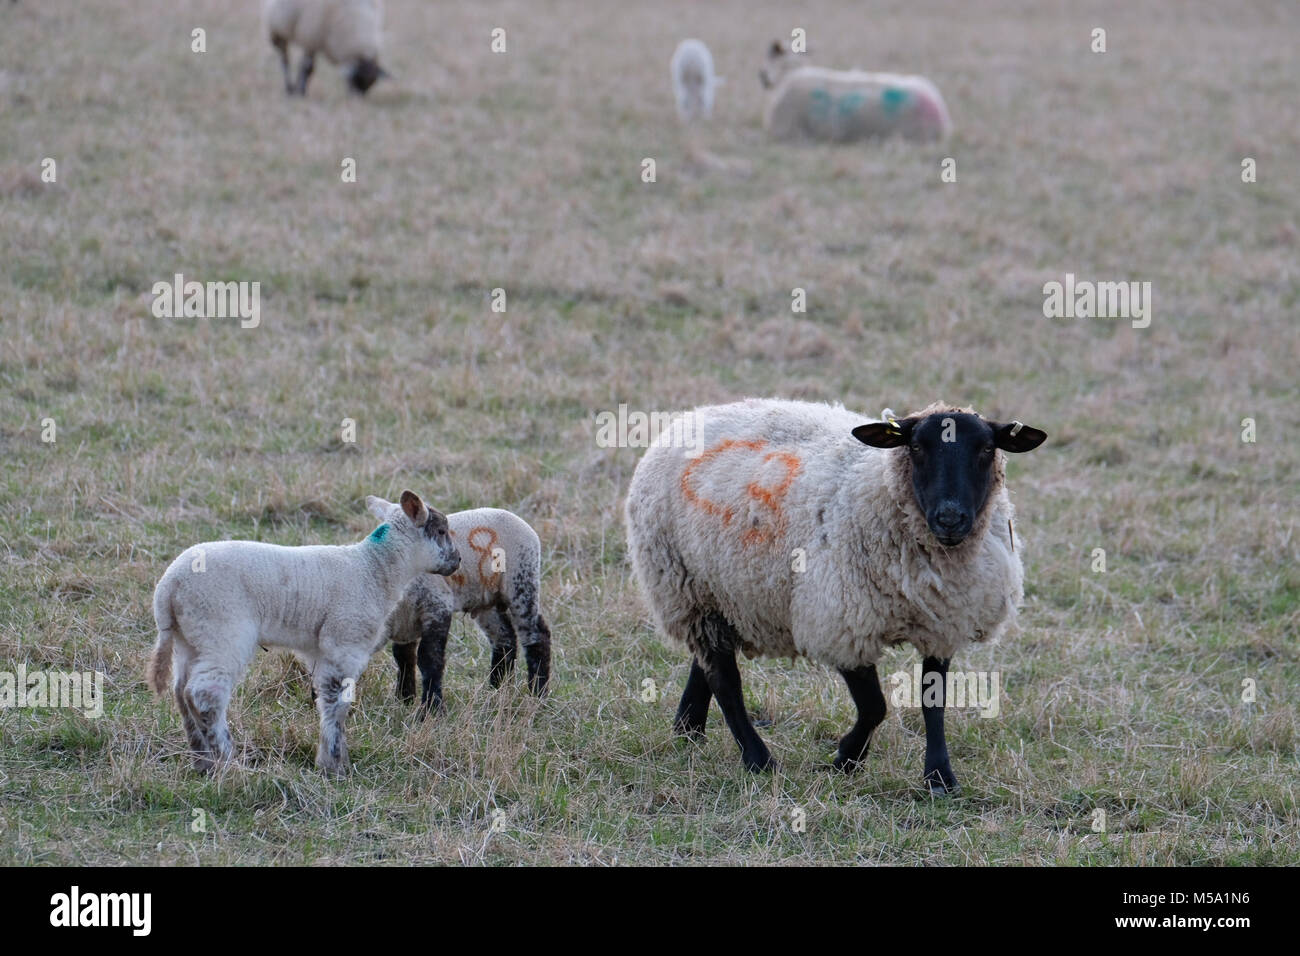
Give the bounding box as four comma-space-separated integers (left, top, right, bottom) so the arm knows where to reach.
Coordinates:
852, 411, 1047, 547
368, 523, 391, 544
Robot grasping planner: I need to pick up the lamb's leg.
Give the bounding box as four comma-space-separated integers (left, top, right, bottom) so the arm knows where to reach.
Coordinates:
313, 664, 353, 773
833, 665, 886, 771
474, 607, 518, 688
694, 613, 772, 772
507, 582, 551, 696
921, 656, 960, 795
271, 34, 292, 94
392, 641, 417, 703
415, 609, 451, 718
520, 612, 551, 696
673, 656, 711, 738
295, 51, 315, 96
185, 679, 235, 772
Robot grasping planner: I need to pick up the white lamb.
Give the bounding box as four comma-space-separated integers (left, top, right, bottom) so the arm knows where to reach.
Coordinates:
759, 40, 951, 142
382, 507, 552, 714
264, 0, 388, 96
147, 491, 459, 773
624, 399, 1046, 792
670, 39, 722, 123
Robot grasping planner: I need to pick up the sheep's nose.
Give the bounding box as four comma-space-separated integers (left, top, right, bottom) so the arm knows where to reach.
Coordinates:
934, 505, 969, 533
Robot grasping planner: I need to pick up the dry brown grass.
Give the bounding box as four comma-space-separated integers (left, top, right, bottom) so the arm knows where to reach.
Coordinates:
0, 0, 1296, 865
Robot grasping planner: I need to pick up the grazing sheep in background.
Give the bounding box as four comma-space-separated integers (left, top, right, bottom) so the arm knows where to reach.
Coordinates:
671, 39, 722, 123
264, 0, 388, 96
383, 507, 552, 715
624, 399, 1046, 792
148, 491, 459, 773
759, 40, 951, 142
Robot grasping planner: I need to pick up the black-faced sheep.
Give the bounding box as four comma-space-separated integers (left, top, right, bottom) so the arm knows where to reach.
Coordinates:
148, 491, 459, 773
624, 399, 1046, 793
264, 0, 388, 96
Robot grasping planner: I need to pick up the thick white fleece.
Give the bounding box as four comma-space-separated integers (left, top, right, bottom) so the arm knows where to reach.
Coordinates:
625, 399, 1021, 671
763, 67, 951, 143
265, 0, 382, 65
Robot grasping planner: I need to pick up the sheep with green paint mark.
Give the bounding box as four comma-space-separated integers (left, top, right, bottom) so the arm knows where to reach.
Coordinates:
147, 491, 458, 773
759, 40, 950, 142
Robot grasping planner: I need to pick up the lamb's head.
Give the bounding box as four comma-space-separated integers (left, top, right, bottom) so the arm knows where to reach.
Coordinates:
759, 39, 806, 90
347, 58, 389, 95
853, 408, 1046, 548
365, 491, 460, 575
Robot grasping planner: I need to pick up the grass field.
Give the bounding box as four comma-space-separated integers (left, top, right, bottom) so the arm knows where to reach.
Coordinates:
1, 0, 1297, 865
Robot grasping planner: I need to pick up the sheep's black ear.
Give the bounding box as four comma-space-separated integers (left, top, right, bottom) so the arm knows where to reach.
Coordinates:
769, 40, 785, 57
992, 421, 1047, 453
399, 490, 426, 522
852, 419, 912, 448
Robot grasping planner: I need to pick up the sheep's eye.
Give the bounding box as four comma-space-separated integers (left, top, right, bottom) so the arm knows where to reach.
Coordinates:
982, 444, 995, 456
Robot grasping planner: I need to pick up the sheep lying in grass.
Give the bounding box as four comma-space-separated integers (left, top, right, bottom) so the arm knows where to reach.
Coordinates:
759, 40, 950, 142
382, 507, 552, 715
625, 400, 1045, 792
264, 0, 388, 96
671, 39, 722, 123
148, 491, 459, 773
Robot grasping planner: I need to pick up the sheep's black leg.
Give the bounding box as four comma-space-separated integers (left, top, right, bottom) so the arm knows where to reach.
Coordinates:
833, 664, 886, 772
695, 615, 772, 772
295, 51, 315, 96
271, 35, 292, 94
673, 657, 712, 738
392, 641, 417, 703
921, 656, 960, 795
416, 613, 451, 719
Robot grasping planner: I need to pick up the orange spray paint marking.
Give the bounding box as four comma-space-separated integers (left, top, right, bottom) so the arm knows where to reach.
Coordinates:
466, 526, 502, 589
681, 438, 802, 546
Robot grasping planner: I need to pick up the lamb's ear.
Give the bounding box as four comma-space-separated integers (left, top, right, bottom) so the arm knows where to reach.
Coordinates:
365, 495, 392, 520
399, 490, 427, 523
852, 418, 913, 448
769, 40, 785, 57
991, 420, 1047, 453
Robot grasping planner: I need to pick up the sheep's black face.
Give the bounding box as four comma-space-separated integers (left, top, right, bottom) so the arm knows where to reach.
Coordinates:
348, 59, 385, 94
853, 411, 1047, 548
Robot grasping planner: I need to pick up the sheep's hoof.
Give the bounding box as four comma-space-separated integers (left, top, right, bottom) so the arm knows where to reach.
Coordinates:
742, 750, 775, 773
923, 769, 961, 796
832, 753, 866, 773
672, 718, 706, 740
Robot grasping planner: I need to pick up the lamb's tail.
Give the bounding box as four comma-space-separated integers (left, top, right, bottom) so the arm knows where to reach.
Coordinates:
147, 576, 178, 695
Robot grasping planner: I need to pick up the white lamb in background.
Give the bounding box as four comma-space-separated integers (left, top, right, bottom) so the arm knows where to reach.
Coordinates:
670, 39, 722, 123
624, 399, 1046, 793
264, 0, 389, 96
147, 491, 459, 773
759, 40, 951, 142
382, 507, 552, 714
